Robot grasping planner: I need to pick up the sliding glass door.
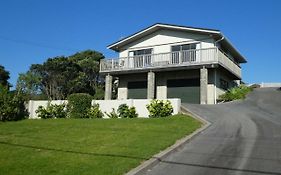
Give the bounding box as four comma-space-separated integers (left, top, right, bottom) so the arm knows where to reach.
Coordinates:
171, 43, 197, 64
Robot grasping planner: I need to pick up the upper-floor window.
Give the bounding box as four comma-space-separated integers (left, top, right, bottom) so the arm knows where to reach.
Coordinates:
171, 43, 196, 52
129, 48, 153, 68
130, 48, 152, 56
171, 43, 197, 63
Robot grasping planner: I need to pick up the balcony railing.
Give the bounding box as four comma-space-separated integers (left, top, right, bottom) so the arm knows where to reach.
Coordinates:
100, 47, 241, 78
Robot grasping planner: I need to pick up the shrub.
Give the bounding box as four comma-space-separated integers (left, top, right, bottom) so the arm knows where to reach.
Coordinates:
117, 104, 138, 118
67, 93, 93, 118
0, 85, 28, 121
36, 103, 67, 119
105, 108, 118, 118
219, 85, 253, 102
86, 103, 104, 118
127, 106, 138, 118
146, 100, 173, 118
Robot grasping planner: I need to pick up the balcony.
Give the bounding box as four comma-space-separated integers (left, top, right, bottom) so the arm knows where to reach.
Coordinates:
100, 47, 241, 79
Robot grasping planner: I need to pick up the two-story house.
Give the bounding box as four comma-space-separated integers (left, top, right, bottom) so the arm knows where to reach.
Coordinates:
100, 23, 247, 104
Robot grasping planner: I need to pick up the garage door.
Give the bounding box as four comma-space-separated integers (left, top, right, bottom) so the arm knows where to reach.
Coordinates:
167, 78, 200, 103
128, 81, 147, 99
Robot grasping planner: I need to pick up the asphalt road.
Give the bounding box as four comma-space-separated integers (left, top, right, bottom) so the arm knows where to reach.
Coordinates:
141, 88, 281, 175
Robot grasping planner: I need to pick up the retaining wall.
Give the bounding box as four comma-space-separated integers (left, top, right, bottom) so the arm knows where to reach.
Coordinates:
28, 99, 181, 119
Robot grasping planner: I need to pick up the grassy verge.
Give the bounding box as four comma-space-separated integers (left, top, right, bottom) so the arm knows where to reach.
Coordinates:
0, 114, 201, 175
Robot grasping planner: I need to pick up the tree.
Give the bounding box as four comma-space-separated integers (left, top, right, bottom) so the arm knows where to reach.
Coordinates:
69, 50, 104, 90
18, 50, 105, 100
17, 70, 42, 99
0, 65, 10, 88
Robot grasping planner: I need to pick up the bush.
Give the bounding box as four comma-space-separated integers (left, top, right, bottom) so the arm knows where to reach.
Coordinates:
0, 85, 28, 121
86, 103, 104, 118
67, 93, 93, 118
105, 108, 118, 118
36, 103, 67, 119
146, 100, 173, 118
117, 104, 138, 118
219, 85, 253, 102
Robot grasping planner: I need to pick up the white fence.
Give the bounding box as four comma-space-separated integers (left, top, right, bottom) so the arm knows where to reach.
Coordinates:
28, 99, 181, 119
260, 83, 281, 88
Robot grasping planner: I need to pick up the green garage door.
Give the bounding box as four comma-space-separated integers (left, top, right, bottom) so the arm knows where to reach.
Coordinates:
128, 81, 147, 99
167, 79, 200, 103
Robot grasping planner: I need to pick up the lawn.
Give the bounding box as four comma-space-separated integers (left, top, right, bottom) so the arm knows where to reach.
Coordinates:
0, 115, 201, 175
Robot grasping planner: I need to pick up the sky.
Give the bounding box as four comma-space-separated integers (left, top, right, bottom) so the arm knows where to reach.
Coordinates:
0, 0, 281, 88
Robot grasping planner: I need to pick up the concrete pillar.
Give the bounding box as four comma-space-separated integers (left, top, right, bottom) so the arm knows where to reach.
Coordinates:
147, 71, 155, 99
105, 74, 112, 100
117, 77, 128, 100
200, 67, 208, 104
156, 75, 167, 99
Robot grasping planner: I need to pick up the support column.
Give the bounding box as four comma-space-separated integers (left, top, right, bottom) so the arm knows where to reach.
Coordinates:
147, 71, 155, 99
200, 67, 208, 104
105, 74, 112, 100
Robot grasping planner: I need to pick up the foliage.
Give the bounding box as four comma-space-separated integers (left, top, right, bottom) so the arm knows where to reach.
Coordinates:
93, 85, 105, 100
0, 115, 200, 175
249, 84, 260, 89
17, 70, 44, 100
35, 103, 67, 119
86, 103, 104, 118
117, 104, 138, 118
18, 50, 105, 100
0, 85, 28, 121
105, 108, 118, 118
219, 85, 253, 102
146, 99, 173, 118
0, 65, 11, 88
67, 93, 93, 118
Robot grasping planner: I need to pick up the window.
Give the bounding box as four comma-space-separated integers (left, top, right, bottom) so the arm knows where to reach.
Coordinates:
171, 43, 197, 63
129, 48, 153, 68
132, 49, 152, 56
220, 79, 229, 90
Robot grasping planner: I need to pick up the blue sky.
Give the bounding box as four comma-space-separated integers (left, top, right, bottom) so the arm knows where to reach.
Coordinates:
0, 0, 280, 88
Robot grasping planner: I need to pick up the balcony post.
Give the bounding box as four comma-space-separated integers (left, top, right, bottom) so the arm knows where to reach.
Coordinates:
147, 71, 155, 99
179, 51, 182, 64
105, 74, 113, 100
200, 67, 208, 104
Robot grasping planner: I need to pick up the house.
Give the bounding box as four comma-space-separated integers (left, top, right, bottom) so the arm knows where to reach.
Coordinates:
100, 23, 247, 104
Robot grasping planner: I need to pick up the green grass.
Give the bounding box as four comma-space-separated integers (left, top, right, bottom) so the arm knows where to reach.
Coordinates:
0, 114, 201, 175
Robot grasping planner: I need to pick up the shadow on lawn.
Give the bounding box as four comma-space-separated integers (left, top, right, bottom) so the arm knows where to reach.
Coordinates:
0, 141, 280, 175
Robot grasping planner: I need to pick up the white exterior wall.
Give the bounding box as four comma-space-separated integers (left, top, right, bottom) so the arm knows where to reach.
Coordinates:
28, 99, 181, 119
119, 29, 215, 59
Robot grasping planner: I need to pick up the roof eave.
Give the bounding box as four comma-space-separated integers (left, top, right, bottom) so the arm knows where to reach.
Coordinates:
107, 23, 221, 51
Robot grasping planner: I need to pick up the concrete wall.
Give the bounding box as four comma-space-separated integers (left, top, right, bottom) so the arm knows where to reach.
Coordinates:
119, 29, 215, 59
28, 99, 181, 119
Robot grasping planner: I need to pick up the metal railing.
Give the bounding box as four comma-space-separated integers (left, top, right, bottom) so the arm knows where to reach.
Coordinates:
100, 47, 241, 78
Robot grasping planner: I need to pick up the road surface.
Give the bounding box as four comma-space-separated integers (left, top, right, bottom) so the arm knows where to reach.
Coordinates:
141, 88, 281, 175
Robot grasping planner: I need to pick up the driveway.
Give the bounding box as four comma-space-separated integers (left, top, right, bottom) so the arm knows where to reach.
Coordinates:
140, 88, 281, 175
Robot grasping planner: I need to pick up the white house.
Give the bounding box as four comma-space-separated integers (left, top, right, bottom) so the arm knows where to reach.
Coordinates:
100, 23, 247, 104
